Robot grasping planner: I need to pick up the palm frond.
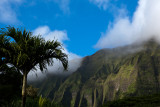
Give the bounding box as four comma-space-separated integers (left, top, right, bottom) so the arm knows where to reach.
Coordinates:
0, 26, 68, 74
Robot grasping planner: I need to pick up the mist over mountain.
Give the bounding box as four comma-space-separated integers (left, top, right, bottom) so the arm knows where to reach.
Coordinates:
28, 58, 82, 81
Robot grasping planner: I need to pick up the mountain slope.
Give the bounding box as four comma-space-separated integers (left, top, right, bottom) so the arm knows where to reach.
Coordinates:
30, 39, 160, 107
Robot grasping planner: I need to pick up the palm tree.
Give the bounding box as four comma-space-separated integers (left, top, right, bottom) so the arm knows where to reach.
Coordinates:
0, 27, 68, 107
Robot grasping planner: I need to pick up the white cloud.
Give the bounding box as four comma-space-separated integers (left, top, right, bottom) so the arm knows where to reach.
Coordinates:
53, 0, 70, 14
0, 0, 22, 24
95, 0, 160, 48
33, 26, 69, 43
28, 26, 82, 80
89, 0, 110, 10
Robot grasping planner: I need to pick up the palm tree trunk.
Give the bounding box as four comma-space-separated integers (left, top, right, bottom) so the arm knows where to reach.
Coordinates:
22, 72, 27, 107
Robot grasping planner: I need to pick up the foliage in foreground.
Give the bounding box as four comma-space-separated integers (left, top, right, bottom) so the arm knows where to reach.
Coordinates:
102, 94, 160, 107
5, 96, 62, 107
0, 65, 22, 106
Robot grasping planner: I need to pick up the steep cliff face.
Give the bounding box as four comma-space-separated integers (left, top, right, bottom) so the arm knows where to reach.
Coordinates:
31, 40, 160, 107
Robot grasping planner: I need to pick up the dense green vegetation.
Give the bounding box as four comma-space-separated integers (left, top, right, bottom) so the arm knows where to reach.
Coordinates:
30, 39, 160, 107
102, 94, 160, 107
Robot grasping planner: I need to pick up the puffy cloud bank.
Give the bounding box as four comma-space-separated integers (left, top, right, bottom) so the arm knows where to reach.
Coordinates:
95, 0, 160, 48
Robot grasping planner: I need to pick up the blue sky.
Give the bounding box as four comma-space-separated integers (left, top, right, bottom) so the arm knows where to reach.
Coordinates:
0, 0, 138, 57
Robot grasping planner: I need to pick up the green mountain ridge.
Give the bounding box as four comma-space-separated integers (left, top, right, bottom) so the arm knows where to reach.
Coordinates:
30, 39, 160, 107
